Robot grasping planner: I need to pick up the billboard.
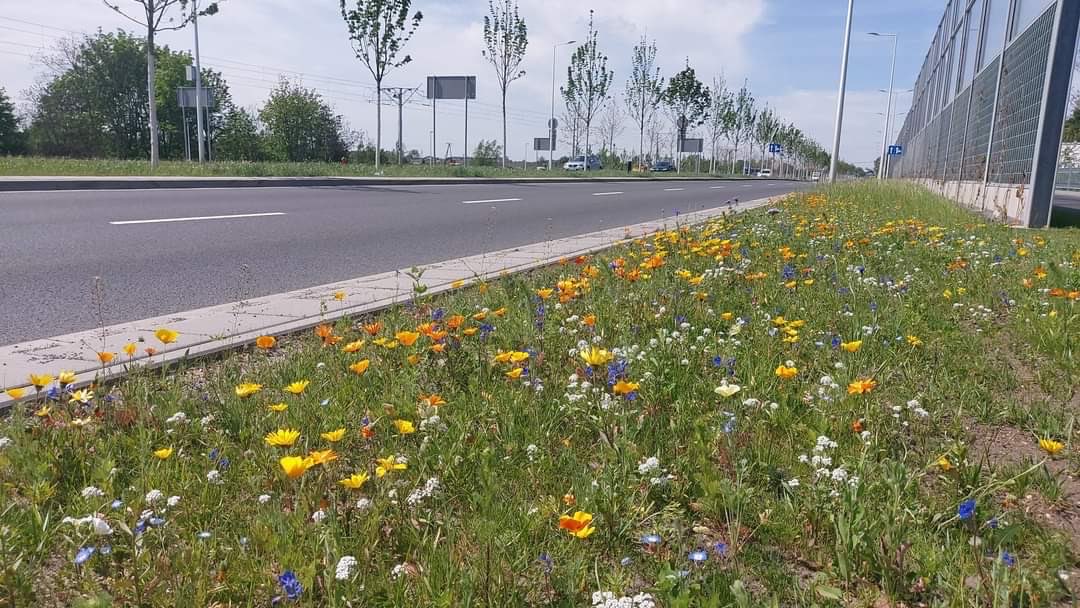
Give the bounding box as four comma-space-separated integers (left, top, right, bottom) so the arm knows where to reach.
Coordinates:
533, 137, 551, 151
680, 138, 704, 153
426, 76, 477, 100
176, 87, 215, 109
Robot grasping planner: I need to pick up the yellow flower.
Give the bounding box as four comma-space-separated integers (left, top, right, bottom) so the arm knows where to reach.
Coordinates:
280, 455, 314, 479
34, 405, 51, 417
284, 380, 310, 395
407, 354, 420, 365
342, 339, 365, 353
339, 472, 370, 489
579, 346, 614, 367
28, 373, 54, 389
123, 342, 138, 357
235, 383, 263, 398
840, 340, 862, 353
558, 511, 596, 539
393, 419, 416, 435
505, 367, 524, 379
536, 288, 554, 300
268, 403, 289, 412
509, 351, 530, 364
906, 335, 923, 347
612, 379, 640, 396
349, 360, 371, 376
451, 279, 466, 289
775, 364, 798, 380
155, 328, 180, 345
847, 378, 878, 395
375, 455, 407, 477
97, 351, 115, 364
936, 456, 953, 471
395, 331, 420, 347
57, 371, 77, 386
307, 449, 338, 465
720, 312, 734, 321
265, 428, 301, 447
493, 351, 513, 364
321, 428, 347, 443
333, 291, 346, 301
255, 335, 277, 350
462, 327, 479, 337
69, 389, 94, 404
420, 394, 447, 407
153, 447, 174, 460
1039, 438, 1065, 456
5, 387, 26, 400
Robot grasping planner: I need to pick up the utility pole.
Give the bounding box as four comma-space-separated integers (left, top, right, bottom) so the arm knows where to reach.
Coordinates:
829, 0, 855, 183
192, 0, 206, 163
384, 86, 420, 165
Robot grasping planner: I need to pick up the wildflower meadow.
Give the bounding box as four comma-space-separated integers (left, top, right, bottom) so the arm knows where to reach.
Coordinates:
1, 182, 1078, 607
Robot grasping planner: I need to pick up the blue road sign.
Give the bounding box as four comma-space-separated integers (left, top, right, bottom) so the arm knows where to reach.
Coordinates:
768, 143, 783, 154
888, 145, 904, 156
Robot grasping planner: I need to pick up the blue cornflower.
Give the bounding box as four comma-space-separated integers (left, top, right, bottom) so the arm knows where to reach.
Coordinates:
988, 517, 999, 529
208, 448, 219, 462
641, 534, 662, 546
625, 391, 638, 401
831, 335, 841, 348
711, 355, 725, 367
218, 457, 230, 471
74, 546, 95, 565
958, 499, 976, 521
479, 323, 495, 338
713, 541, 728, 556
869, 301, 878, 312
110, 499, 123, 510
606, 360, 628, 386
278, 570, 303, 601
1000, 550, 1016, 567
360, 415, 371, 427
688, 549, 708, 563
676, 315, 687, 325
134, 519, 148, 536
782, 264, 795, 280
537, 553, 553, 574
723, 416, 737, 434
856, 265, 865, 275
431, 308, 445, 321
149, 516, 165, 527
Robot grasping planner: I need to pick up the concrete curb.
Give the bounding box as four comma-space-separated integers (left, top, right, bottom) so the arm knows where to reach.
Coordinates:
0, 175, 798, 192
0, 195, 781, 408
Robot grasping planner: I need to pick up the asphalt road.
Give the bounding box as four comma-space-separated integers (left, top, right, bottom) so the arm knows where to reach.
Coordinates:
0, 179, 805, 345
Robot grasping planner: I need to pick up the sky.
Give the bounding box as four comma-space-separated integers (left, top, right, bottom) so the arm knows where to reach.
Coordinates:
0, 0, 956, 167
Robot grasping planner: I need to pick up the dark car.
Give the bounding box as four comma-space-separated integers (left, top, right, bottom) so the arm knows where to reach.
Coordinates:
652, 159, 676, 172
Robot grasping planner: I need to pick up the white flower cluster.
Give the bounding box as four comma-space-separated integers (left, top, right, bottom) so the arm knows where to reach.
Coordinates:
797, 435, 859, 496
815, 375, 841, 402
206, 470, 223, 485
591, 591, 656, 608
0, 436, 10, 450
144, 489, 164, 504
311, 509, 327, 524
406, 477, 441, 507
335, 555, 357, 580
419, 414, 447, 434
62, 514, 113, 536
81, 486, 105, 499
637, 456, 673, 486
742, 397, 779, 411
390, 562, 409, 580
165, 411, 188, 425
526, 444, 540, 463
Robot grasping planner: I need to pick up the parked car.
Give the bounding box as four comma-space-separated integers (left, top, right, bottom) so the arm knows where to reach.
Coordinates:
563, 155, 602, 171
811, 171, 822, 181
756, 169, 772, 177
651, 159, 676, 172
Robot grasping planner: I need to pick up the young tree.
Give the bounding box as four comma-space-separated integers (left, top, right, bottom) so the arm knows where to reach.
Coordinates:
707, 76, 732, 173
0, 87, 24, 155
259, 78, 350, 162
597, 101, 624, 155
753, 105, 778, 168
728, 80, 756, 174
472, 139, 502, 166
339, 0, 423, 172
624, 37, 663, 168
215, 108, 263, 161
561, 11, 613, 171
663, 61, 710, 171
102, 0, 219, 168
482, 0, 527, 168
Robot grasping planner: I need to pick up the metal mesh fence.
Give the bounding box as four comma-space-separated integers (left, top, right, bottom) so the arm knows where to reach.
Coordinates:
960, 57, 999, 179
988, 8, 1055, 183
945, 88, 970, 180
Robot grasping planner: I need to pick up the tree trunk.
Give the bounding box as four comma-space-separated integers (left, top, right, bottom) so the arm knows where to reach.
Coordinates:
375, 85, 382, 172
146, 25, 159, 169
583, 120, 590, 172
501, 88, 507, 169
731, 136, 739, 174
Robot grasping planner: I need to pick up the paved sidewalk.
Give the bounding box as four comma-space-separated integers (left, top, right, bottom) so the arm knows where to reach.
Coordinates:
0, 195, 780, 407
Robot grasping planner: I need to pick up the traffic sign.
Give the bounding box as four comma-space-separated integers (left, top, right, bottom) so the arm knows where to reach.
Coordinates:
768, 143, 783, 154
888, 144, 904, 156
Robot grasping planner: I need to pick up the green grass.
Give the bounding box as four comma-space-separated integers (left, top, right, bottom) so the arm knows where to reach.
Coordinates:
1, 182, 1078, 607
0, 156, 745, 179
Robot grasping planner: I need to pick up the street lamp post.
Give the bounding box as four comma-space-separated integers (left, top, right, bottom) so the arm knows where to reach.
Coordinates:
192, 0, 206, 163
550, 40, 576, 171
828, 0, 855, 183
869, 32, 898, 180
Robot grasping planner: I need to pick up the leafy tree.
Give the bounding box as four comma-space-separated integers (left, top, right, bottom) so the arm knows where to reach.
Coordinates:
259, 78, 351, 162
707, 75, 733, 173
1063, 103, 1080, 142
339, 0, 423, 172
0, 87, 24, 155
727, 80, 756, 174
753, 105, 779, 168
482, 0, 527, 168
101, 0, 220, 167
472, 139, 502, 166
27, 31, 230, 160
561, 11, 613, 172
663, 61, 710, 170
215, 108, 263, 161
624, 36, 663, 168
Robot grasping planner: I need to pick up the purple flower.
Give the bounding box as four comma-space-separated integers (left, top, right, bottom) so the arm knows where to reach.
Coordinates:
958, 499, 976, 521
712, 541, 728, 556
1000, 550, 1015, 567
278, 570, 302, 601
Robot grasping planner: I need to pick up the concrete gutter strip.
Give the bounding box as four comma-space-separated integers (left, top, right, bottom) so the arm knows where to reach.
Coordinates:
0, 195, 780, 408
0, 175, 796, 192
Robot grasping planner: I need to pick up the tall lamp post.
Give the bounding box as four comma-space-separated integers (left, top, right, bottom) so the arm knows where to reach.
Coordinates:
869, 32, 898, 180
828, 0, 855, 183
192, 0, 206, 163
550, 40, 576, 171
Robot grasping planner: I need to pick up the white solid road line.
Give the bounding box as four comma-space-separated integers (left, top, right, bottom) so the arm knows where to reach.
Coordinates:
663, 187, 685, 191
109, 212, 286, 225
592, 191, 624, 196
461, 197, 523, 204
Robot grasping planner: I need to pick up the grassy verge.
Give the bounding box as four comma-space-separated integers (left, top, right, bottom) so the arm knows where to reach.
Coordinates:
1, 183, 1078, 607
0, 156, 744, 179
